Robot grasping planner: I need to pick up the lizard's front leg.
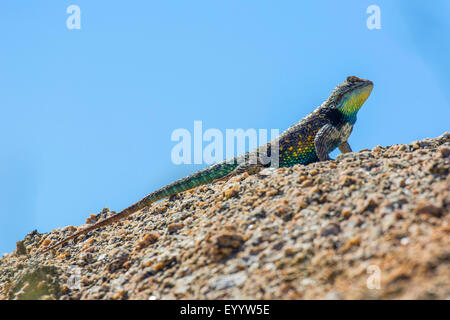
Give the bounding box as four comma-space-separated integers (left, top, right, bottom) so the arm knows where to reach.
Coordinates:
314, 124, 339, 161
338, 141, 352, 153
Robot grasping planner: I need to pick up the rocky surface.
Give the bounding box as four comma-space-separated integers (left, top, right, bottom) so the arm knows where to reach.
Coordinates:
1, 132, 449, 300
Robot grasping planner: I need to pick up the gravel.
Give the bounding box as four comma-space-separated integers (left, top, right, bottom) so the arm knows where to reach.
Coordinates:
0, 132, 449, 300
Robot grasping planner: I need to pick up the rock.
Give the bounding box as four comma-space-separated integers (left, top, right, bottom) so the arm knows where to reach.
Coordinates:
8, 266, 61, 300
136, 232, 160, 249
1, 132, 449, 300
414, 201, 443, 217
224, 185, 240, 199
321, 223, 341, 237
339, 175, 356, 186
106, 249, 130, 272
15, 241, 27, 256
168, 222, 184, 233
209, 272, 247, 290
205, 232, 245, 262
438, 146, 450, 158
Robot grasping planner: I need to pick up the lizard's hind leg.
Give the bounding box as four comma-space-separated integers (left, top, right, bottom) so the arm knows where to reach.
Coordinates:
213, 161, 262, 183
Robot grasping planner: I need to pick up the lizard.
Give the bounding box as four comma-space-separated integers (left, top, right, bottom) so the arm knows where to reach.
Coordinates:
41, 75, 373, 253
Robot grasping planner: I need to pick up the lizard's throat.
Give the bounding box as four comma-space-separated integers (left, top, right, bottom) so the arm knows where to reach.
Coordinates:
338, 85, 372, 118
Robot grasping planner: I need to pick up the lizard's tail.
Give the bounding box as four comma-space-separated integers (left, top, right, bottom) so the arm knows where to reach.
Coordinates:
40, 205, 138, 254
40, 161, 238, 254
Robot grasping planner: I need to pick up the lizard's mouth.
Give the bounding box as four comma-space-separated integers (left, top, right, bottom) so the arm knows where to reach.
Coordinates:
364, 80, 374, 90
355, 78, 373, 90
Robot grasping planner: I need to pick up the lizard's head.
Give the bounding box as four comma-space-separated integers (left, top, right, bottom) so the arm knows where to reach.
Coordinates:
329, 76, 373, 118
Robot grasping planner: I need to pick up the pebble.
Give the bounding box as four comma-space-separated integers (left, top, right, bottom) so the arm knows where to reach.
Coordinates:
209, 272, 247, 290
320, 223, 341, 237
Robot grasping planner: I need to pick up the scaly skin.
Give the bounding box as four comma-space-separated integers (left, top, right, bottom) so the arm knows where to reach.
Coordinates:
41, 75, 373, 253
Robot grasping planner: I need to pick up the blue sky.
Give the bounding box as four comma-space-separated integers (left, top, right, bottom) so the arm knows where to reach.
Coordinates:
0, 1, 449, 254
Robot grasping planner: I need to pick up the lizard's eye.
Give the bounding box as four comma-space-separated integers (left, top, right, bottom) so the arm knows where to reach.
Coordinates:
347, 76, 360, 83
